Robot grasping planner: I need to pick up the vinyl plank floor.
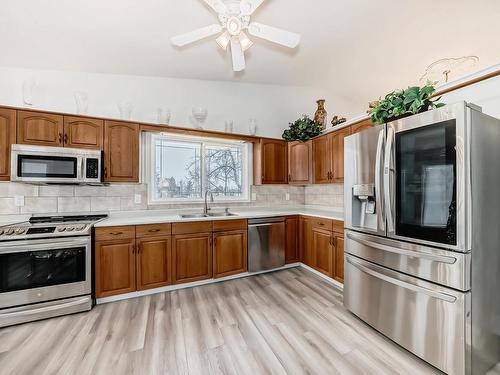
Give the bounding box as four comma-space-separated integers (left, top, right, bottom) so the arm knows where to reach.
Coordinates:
0, 268, 442, 375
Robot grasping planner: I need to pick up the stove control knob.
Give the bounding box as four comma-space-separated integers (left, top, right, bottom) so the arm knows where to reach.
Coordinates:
5, 228, 14, 235
66, 226, 75, 232
0, 229, 4, 235
15, 228, 26, 235
57, 227, 66, 232
75, 224, 86, 231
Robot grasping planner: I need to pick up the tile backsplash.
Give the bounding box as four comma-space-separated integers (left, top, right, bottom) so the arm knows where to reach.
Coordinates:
0, 182, 310, 214
0, 182, 343, 215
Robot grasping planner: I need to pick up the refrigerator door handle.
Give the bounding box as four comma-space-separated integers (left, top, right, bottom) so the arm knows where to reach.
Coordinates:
346, 256, 458, 303
384, 127, 395, 232
374, 129, 385, 232
345, 231, 457, 264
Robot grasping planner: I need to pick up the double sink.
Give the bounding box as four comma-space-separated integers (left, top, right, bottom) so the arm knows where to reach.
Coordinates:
179, 211, 237, 219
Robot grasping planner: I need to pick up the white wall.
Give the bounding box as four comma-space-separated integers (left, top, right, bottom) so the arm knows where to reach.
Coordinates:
0, 66, 359, 139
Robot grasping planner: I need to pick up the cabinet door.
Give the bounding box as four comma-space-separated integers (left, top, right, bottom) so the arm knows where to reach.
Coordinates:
299, 216, 314, 266
285, 216, 299, 263
213, 230, 247, 278
312, 135, 331, 184
331, 127, 351, 183
350, 119, 373, 134
17, 111, 64, 146
137, 236, 172, 290
0, 108, 16, 180
312, 228, 333, 277
288, 141, 312, 184
259, 139, 288, 184
64, 116, 103, 149
333, 234, 344, 283
173, 233, 212, 284
95, 239, 136, 298
103, 121, 139, 182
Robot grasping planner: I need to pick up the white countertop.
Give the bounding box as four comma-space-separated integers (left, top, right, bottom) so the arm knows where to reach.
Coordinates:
94, 206, 344, 227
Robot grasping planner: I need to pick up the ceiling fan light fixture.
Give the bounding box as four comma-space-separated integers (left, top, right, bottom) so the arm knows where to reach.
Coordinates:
226, 17, 242, 36
216, 31, 231, 50
239, 31, 253, 52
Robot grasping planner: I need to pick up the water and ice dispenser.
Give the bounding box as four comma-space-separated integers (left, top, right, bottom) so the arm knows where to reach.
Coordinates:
351, 183, 379, 231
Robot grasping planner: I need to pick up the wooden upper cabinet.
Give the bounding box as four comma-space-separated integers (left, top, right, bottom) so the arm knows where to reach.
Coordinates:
288, 141, 312, 185
136, 236, 172, 290
331, 127, 351, 183
172, 233, 212, 284
285, 216, 299, 263
103, 121, 139, 182
312, 135, 331, 184
312, 227, 333, 277
213, 230, 247, 278
63, 116, 103, 149
351, 119, 373, 134
95, 238, 136, 298
17, 110, 63, 146
0, 108, 16, 180
333, 234, 344, 283
254, 139, 288, 184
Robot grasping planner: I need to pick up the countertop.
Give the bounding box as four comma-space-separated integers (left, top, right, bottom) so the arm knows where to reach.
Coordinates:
94, 206, 344, 227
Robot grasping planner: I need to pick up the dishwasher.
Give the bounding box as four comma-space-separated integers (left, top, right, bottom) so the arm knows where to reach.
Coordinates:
248, 217, 285, 272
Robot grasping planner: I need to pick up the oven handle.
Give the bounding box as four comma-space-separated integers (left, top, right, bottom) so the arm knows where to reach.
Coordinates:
0, 298, 90, 318
346, 256, 457, 303
0, 237, 90, 254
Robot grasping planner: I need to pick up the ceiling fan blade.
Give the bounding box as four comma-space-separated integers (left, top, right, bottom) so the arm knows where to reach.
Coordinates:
247, 22, 300, 48
201, 0, 227, 14
230, 39, 246, 72
171, 24, 223, 47
240, 0, 266, 15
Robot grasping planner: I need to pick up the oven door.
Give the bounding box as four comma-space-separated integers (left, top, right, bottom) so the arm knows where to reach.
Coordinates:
0, 237, 91, 309
384, 102, 471, 252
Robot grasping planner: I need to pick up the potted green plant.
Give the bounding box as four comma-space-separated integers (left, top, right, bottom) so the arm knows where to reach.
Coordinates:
282, 115, 322, 141
369, 83, 445, 124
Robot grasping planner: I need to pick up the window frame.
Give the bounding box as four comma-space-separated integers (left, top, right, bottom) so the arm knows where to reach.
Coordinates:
145, 132, 252, 205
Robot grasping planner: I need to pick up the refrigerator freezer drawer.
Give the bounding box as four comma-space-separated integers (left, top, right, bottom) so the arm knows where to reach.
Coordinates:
345, 230, 470, 291
344, 254, 470, 375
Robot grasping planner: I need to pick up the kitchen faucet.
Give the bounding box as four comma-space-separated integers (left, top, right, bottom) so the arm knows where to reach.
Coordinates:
204, 191, 214, 215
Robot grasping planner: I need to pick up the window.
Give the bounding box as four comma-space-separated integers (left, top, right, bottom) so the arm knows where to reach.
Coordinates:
147, 133, 251, 203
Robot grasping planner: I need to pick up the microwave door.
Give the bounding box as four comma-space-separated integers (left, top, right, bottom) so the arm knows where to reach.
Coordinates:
385, 103, 470, 252
344, 125, 386, 236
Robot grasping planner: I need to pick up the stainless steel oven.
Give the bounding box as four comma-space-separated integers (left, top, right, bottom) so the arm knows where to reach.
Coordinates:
10, 144, 102, 184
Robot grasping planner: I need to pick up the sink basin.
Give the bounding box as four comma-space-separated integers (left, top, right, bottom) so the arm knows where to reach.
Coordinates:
180, 212, 237, 219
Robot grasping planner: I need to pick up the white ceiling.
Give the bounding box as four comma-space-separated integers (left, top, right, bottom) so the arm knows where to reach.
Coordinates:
1, 0, 500, 110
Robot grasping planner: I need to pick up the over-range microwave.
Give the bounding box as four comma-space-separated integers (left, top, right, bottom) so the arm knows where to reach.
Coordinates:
10, 144, 102, 184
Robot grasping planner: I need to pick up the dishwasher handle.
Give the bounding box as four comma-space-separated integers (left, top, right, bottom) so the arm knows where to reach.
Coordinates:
248, 217, 285, 225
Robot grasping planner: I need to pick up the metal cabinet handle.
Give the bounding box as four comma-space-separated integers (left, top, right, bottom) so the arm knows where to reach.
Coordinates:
148, 229, 161, 233
58, 133, 62, 144
346, 256, 457, 303
104, 167, 108, 178
110, 231, 123, 236
64, 133, 68, 144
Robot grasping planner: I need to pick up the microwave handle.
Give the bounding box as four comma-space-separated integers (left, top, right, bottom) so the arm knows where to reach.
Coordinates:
80, 158, 85, 180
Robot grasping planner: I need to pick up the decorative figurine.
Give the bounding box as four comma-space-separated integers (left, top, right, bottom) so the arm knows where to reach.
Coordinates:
331, 115, 347, 127
314, 99, 327, 130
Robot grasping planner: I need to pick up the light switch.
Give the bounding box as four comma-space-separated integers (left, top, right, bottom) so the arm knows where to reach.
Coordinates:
14, 195, 25, 207
251, 192, 257, 201
134, 194, 142, 204
285, 193, 290, 201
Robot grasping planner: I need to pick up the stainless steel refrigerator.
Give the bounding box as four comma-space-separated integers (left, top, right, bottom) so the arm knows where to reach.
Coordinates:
343, 101, 500, 375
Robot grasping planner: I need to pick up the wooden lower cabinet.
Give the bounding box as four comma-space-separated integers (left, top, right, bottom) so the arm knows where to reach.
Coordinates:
136, 236, 172, 290
213, 230, 247, 278
95, 238, 136, 298
312, 228, 333, 277
299, 216, 313, 266
285, 216, 299, 263
173, 233, 213, 284
333, 234, 345, 283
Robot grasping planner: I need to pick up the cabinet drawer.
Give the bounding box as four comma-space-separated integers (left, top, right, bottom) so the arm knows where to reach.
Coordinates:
332, 220, 344, 234
136, 223, 172, 238
213, 219, 247, 232
95, 226, 136, 241
172, 221, 213, 235
309, 217, 333, 231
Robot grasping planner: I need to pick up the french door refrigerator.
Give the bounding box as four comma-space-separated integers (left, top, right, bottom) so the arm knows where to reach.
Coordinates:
343, 101, 500, 375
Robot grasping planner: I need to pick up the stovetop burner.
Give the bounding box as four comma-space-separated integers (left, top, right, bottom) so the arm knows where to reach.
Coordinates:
29, 214, 108, 224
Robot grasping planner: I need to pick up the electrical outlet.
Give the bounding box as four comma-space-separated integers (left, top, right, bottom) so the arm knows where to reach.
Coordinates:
285, 193, 290, 201
251, 192, 257, 201
134, 194, 142, 204
14, 195, 25, 207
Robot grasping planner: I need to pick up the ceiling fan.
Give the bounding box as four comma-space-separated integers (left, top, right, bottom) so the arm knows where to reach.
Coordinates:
170, 0, 301, 72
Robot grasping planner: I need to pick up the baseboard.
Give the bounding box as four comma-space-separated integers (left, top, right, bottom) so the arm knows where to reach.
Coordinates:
299, 263, 344, 290
96, 262, 301, 305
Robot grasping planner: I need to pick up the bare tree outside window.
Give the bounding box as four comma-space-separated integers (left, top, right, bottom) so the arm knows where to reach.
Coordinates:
151, 135, 248, 202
